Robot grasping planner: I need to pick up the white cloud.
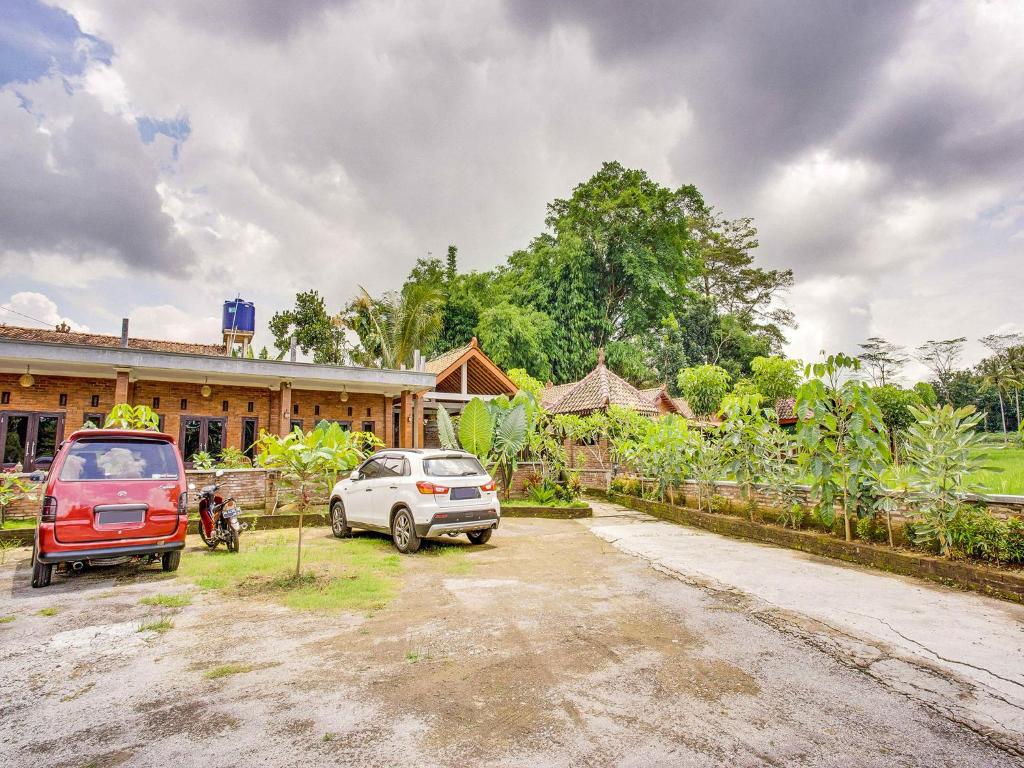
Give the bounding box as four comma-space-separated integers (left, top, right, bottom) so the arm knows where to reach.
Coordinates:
127, 304, 220, 344
0, 291, 89, 331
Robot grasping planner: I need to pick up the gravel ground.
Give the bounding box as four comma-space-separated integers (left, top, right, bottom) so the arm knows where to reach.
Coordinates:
0, 514, 1020, 767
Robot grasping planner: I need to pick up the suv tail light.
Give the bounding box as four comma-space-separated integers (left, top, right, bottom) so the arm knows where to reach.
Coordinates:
416, 481, 450, 495
481, 480, 497, 492
177, 492, 188, 516
40, 496, 57, 523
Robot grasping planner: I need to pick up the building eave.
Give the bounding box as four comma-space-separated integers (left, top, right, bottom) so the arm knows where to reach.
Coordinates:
0, 339, 435, 396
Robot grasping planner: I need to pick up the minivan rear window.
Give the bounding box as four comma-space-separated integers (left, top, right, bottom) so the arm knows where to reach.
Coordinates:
59, 439, 180, 481
423, 456, 485, 477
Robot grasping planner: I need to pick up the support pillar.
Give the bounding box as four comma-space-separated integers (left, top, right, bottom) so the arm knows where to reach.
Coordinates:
414, 393, 425, 448
399, 390, 412, 447
114, 370, 130, 405
277, 382, 292, 436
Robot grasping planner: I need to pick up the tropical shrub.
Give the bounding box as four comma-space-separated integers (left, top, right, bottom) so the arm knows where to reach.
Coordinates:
0, 474, 35, 528
438, 397, 529, 499
904, 404, 991, 557
217, 447, 252, 469
750, 356, 801, 402
690, 433, 726, 513
677, 365, 731, 418
948, 508, 1008, 562
103, 404, 160, 431
719, 394, 772, 518
797, 354, 890, 541
526, 482, 559, 505
190, 451, 215, 470
1006, 517, 1024, 563
758, 424, 804, 529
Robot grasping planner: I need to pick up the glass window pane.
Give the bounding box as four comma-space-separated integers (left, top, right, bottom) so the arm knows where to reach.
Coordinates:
3, 416, 27, 466
35, 416, 60, 465
182, 419, 201, 462
423, 456, 486, 477
242, 420, 257, 459
205, 420, 225, 458
59, 438, 179, 481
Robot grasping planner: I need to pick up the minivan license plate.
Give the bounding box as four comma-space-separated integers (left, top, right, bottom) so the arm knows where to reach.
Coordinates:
450, 487, 480, 501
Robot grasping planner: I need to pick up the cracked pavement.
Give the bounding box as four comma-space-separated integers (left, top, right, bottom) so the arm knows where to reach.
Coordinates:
584, 500, 1024, 758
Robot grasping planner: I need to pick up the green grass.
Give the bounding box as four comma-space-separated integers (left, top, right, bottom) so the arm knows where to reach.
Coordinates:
178, 530, 401, 613
970, 445, 1024, 495
36, 607, 59, 617
419, 540, 472, 573
503, 498, 590, 509
204, 663, 254, 680
0, 518, 36, 529
0, 615, 15, 624
137, 617, 174, 633
140, 593, 192, 608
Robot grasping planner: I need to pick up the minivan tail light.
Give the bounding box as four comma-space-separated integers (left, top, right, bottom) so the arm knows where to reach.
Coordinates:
416, 481, 450, 495
40, 496, 57, 523
177, 492, 187, 516
481, 481, 497, 492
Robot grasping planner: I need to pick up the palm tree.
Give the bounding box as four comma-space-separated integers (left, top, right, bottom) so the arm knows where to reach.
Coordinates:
349, 284, 443, 369
978, 355, 1019, 441
1007, 345, 1024, 431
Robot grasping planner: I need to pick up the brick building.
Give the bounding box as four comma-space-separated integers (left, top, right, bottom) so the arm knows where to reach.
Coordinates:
0, 323, 433, 470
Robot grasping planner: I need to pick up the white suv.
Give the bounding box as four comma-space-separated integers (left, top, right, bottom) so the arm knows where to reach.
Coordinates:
328, 449, 501, 553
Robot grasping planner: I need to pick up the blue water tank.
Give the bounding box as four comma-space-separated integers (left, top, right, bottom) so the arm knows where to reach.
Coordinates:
223, 299, 256, 334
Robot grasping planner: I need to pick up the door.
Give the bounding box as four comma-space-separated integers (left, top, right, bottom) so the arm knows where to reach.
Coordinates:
0, 412, 65, 471
178, 417, 226, 465
345, 457, 385, 525
241, 418, 259, 460
366, 456, 407, 528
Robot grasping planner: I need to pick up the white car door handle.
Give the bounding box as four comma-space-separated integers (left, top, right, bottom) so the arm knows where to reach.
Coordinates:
389, 485, 398, 490
364, 488, 373, 492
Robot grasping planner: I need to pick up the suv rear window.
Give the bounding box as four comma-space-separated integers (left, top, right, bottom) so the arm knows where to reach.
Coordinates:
59, 439, 180, 481
423, 456, 485, 477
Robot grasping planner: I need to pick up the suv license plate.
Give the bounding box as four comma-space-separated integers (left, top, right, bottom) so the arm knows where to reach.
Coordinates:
450, 487, 481, 500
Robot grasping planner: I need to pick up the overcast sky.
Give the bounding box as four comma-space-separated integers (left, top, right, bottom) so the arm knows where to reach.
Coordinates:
0, 0, 1021, 378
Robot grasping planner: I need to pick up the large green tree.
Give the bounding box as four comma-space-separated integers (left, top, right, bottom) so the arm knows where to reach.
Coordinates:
269, 290, 346, 364
474, 304, 554, 380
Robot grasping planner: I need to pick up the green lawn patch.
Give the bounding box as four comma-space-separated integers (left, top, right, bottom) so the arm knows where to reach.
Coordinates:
36, 607, 59, 617
140, 593, 193, 608
137, 617, 174, 633
419, 540, 472, 573
1, 518, 36, 529
179, 530, 401, 613
971, 445, 1024, 495
0, 615, 15, 624
204, 663, 254, 680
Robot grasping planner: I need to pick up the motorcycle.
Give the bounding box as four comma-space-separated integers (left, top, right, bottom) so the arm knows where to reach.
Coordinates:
191, 469, 246, 552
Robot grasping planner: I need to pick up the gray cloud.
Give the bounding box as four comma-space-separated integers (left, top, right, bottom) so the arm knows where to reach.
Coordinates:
0, 80, 194, 272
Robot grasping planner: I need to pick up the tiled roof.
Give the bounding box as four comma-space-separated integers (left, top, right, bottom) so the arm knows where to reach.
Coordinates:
541, 381, 576, 409
0, 324, 225, 356
670, 397, 697, 419
775, 397, 797, 421
547, 362, 659, 416
425, 341, 473, 375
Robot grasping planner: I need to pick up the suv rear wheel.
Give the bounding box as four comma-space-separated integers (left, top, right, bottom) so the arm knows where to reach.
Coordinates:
391, 508, 421, 554
330, 500, 350, 538
31, 543, 52, 588
467, 529, 492, 545
161, 551, 181, 572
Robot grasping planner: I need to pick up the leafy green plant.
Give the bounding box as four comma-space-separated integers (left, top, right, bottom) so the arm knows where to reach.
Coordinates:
719, 394, 772, 518
677, 364, 731, 419
758, 425, 804, 529
690, 433, 726, 513
948, 508, 1008, 562
0, 474, 35, 528
526, 482, 559, 505
217, 447, 252, 469
750, 356, 801, 402
797, 353, 890, 541
458, 398, 493, 458
256, 422, 368, 576
1005, 517, 1024, 563
904, 404, 993, 557
190, 452, 215, 470
103, 404, 160, 431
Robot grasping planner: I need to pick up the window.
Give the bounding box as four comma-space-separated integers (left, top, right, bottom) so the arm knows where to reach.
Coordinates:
361, 421, 375, 434
179, 417, 226, 464
242, 418, 258, 460
152, 397, 160, 409
347, 406, 353, 417
359, 458, 385, 479
59, 393, 68, 407
0, 392, 8, 405
292, 403, 299, 415
290, 419, 303, 432
247, 401, 254, 413
314, 404, 320, 416
83, 412, 105, 428
423, 456, 485, 477
180, 398, 188, 410
222, 400, 229, 412
59, 438, 179, 481
90, 395, 100, 407
381, 456, 408, 476
366, 408, 372, 417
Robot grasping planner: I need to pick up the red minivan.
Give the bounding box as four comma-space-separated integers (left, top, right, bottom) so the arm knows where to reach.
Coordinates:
31, 429, 189, 588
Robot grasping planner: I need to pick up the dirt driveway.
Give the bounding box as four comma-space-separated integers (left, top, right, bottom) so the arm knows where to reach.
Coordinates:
1, 512, 1020, 767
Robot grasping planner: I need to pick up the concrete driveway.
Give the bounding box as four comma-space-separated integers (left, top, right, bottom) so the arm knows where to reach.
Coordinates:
584, 499, 1024, 757
0, 513, 1021, 767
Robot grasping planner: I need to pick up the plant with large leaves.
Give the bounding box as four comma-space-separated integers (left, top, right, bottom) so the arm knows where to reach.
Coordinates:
0, 474, 35, 529
904, 404, 992, 557
436, 397, 529, 498
796, 354, 891, 541
718, 393, 773, 519
256, 421, 370, 576
102, 404, 160, 431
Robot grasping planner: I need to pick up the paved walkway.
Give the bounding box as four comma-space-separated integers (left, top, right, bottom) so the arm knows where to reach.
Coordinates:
582, 500, 1024, 754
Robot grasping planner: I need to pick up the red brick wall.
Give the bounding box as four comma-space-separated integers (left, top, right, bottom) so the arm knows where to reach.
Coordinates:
0, 373, 117, 436
289, 390, 388, 446
132, 380, 272, 449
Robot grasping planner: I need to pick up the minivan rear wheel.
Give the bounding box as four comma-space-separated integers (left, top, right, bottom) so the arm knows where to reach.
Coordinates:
391, 508, 421, 554
161, 550, 181, 572
31, 543, 52, 588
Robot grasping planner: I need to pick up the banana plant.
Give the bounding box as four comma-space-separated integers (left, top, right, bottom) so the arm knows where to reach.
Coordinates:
435, 397, 528, 498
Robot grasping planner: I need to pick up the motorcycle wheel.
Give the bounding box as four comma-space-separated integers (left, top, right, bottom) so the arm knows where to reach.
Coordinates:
226, 527, 240, 553
198, 520, 218, 549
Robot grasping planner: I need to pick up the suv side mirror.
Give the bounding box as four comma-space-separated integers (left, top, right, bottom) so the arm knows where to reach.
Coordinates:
215, 469, 225, 478
350, 471, 362, 482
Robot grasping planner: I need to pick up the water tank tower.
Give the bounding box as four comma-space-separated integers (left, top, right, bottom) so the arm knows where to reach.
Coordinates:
223, 298, 256, 356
